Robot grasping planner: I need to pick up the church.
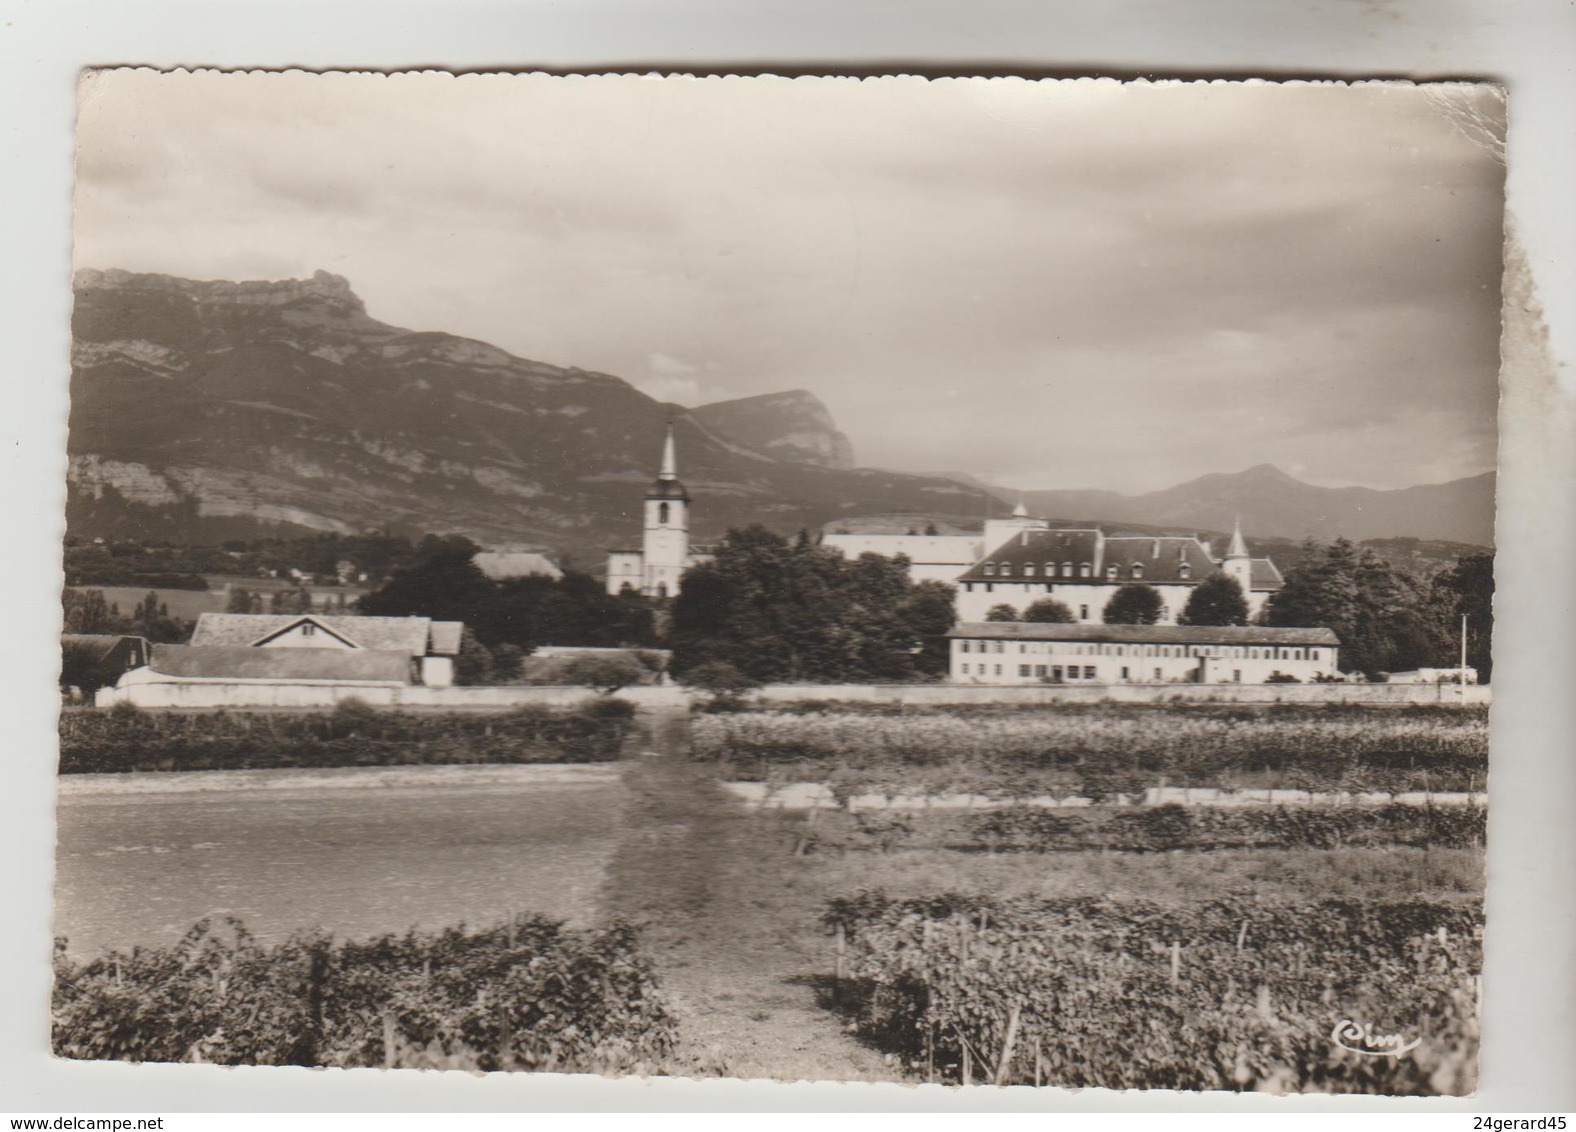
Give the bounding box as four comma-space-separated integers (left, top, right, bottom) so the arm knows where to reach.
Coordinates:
604, 423, 711, 598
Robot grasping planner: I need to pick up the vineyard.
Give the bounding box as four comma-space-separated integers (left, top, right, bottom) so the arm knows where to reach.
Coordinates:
58, 698, 635, 773
824, 892, 1480, 1094
692, 703, 1488, 798
819, 800, 1485, 854
53, 915, 677, 1073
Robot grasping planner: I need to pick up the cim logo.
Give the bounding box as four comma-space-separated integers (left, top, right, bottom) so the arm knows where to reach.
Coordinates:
1330, 1018, 1422, 1058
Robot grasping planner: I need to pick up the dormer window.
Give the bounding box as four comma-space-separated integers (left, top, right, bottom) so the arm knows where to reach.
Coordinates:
1023, 563, 1036, 577
1179, 563, 1192, 580
1000, 563, 1013, 578
983, 562, 996, 577
1079, 562, 1092, 578
1105, 564, 1119, 580
1061, 562, 1073, 578
1131, 564, 1144, 579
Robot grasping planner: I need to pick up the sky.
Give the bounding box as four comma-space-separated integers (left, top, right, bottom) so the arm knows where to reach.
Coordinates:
73, 71, 1505, 493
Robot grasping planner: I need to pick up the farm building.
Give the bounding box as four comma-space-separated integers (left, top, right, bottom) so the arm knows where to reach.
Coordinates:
98, 613, 465, 706
948, 622, 1340, 685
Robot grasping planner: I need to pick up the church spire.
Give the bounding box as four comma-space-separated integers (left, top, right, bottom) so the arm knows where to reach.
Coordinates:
658, 419, 678, 481
1226, 515, 1249, 559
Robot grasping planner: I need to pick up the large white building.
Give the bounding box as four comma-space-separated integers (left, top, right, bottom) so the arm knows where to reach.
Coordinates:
827, 503, 1283, 624
948, 622, 1341, 685
605, 424, 710, 598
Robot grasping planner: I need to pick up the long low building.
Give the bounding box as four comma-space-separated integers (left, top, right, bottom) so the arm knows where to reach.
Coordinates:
947, 621, 1341, 685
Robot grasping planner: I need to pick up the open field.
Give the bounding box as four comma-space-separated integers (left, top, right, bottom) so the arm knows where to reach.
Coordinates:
54, 764, 627, 960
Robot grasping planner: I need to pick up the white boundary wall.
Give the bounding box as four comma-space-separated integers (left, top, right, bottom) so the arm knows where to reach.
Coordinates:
98, 678, 1487, 710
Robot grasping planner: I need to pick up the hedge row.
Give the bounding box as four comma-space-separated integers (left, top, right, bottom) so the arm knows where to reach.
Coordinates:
58, 698, 636, 773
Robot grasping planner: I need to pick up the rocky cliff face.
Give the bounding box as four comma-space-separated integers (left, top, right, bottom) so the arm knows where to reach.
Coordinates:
67, 271, 992, 559
691, 390, 856, 470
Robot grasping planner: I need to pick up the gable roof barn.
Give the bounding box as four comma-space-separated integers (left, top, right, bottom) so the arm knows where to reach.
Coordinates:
190, 613, 449, 657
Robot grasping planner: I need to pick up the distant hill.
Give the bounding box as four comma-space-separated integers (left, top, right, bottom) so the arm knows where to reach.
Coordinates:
691, 389, 855, 470
66, 270, 993, 562
1011, 464, 1494, 547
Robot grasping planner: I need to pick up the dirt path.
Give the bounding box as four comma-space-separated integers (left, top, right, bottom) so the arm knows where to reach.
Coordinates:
599, 705, 899, 1083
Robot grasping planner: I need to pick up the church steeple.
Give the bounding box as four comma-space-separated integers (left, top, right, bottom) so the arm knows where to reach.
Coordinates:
1221, 515, 1253, 594
646, 418, 690, 502
658, 419, 678, 481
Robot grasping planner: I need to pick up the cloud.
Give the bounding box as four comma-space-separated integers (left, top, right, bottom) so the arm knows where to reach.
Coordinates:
72, 72, 1504, 493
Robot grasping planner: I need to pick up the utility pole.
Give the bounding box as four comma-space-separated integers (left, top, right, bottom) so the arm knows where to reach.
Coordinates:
1460, 613, 1469, 700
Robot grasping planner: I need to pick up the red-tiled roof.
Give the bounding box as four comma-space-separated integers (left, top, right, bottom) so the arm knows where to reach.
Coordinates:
946, 622, 1339, 646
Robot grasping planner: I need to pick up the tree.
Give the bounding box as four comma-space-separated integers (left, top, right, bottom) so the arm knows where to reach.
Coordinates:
226, 587, 260, 614
561, 653, 648, 695
1101, 584, 1163, 625
453, 627, 494, 686
985, 603, 1019, 622
60, 641, 117, 695
1023, 598, 1075, 623
669, 525, 953, 684
1179, 572, 1249, 626
62, 589, 123, 634
1431, 552, 1494, 681
1265, 538, 1451, 677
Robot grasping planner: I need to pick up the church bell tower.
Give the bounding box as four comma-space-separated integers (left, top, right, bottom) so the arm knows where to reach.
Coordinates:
641, 421, 690, 598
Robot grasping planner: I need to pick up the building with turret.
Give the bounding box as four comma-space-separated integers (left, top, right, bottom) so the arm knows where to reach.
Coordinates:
605, 423, 711, 598
826, 504, 1282, 625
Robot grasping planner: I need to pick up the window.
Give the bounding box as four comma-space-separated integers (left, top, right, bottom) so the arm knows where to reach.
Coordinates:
658, 502, 670, 525
1121, 666, 1130, 680
991, 641, 1004, 654
1179, 563, 1191, 580
960, 640, 971, 653
1046, 563, 1057, 577
655, 582, 668, 598
1051, 665, 1063, 681
1061, 561, 1073, 577
301, 622, 316, 637
1019, 664, 1031, 678
1132, 564, 1144, 579
1079, 604, 1089, 620
1233, 669, 1242, 683
1000, 563, 1014, 577
1083, 665, 1097, 680
994, 664, 1002, 676
1034, 665, 1047, 677
983, 562, 995, 576
1106, 564, 1119, 580
1023, 563, 1035, 577
960, 663, 969, 675
1153, 667, 1163, 681
1079, 562, 1092, 578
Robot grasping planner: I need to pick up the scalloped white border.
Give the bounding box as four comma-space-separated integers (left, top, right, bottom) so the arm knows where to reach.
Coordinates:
5, 7, 1574, 1116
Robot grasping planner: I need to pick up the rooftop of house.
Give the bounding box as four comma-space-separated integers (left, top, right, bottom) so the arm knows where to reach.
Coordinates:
189, 613, 463, 656
947, 622, 1340, 646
